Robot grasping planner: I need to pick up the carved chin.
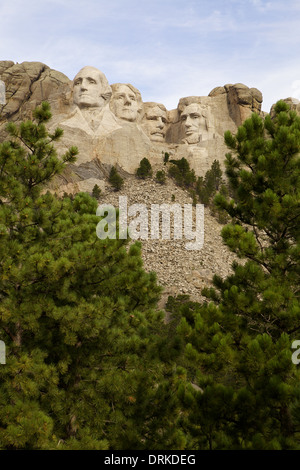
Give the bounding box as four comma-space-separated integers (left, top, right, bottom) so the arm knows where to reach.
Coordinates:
76, 99, 101, 108
150, 133, 165, 142
185, 134, 200, 144
119, 109, 136, 121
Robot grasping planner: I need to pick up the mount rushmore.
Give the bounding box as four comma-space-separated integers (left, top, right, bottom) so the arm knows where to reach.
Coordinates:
1, 60, 292, 195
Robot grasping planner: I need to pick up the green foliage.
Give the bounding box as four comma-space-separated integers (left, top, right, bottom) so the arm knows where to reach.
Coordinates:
163, 152, 170, 164
92, 184, 101, 199
3, 99, 299, 450
168, 158, 196, 188
108, 166, 124, 191
0, 102, 77, 202
196, 160, 223, 205
195, 160, 229, 223
155, 170, 166, 185
171, 102, 300, 449
168, 158, 228, 220
189, 189, 197, 207
0, 103, 183, 450
136, 157, 153, 179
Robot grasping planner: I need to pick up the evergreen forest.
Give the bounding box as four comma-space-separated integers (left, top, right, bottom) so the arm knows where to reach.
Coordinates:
0, 100, 299, 450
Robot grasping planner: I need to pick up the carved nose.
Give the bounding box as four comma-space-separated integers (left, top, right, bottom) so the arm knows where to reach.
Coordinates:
157, 118, 164, 128
81, 79, 89, 90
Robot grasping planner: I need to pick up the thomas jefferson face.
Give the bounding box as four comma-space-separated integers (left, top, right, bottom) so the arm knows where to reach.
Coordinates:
73, 66, 108, 109
181, 103, 207, 144
141, 105, 168, 142
111, 84, 140, 122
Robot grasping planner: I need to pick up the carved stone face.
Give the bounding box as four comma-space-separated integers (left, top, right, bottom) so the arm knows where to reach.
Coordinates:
73, 66, 108, 109
181, 103, 207, 144
141, 105, 168, 142
111, 84, 140, 122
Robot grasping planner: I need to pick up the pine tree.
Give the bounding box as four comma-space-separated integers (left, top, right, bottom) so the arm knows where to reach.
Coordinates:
172, 101, 300, 449
196, 160, 223, 205
136, 157, 152, 179
92, 184, 101, 199
155, 170, 166, 185
0, 102, 183, 450
168, 158, 196, 188
196, 160, 229, 222
108, 166, 124, 191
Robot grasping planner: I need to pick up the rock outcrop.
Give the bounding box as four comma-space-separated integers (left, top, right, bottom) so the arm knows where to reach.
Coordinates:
209, 83, 263, 126
1, 61, 266, 191
3, 60, 296, 301
0, 61, 71, 123
269, 96, 300, 118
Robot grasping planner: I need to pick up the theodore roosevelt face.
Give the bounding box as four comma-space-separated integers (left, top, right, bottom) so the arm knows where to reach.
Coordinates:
110, 84, 141, 122
141, 104, 168, 142
181, 103, 207, 144
73, 66, 110, 109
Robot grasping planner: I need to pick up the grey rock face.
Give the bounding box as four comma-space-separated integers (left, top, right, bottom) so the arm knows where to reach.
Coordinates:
1, 61, 267, 191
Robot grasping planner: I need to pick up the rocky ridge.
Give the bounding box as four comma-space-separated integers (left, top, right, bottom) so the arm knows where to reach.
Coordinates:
3, 61, 296, 307
0, 61, 265, 184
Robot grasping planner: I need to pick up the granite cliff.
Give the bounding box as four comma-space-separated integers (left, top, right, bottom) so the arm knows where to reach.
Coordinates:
1, 61, 291, 300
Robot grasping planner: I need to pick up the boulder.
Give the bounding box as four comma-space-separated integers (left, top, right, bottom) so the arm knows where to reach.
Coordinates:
0, 61, 71, 123
209, 82, 263, 127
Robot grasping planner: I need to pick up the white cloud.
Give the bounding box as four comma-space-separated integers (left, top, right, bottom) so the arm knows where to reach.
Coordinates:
291, 80, 300, 101
250, 0, 272, 12
1, 0, 300, 114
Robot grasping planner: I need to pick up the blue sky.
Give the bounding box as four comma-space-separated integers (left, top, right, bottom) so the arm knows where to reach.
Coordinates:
1, 0, 300, 112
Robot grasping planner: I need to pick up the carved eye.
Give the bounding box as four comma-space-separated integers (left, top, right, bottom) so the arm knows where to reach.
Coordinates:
88, 78, 97, 84
181, 115, 187, 121
129, 95, 136, 101
74, 79, 82, 86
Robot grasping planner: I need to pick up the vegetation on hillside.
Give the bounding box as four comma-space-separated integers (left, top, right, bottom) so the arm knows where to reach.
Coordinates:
0, 100, 299, 450
167, 101, 300, 449
0, 103, 183, 450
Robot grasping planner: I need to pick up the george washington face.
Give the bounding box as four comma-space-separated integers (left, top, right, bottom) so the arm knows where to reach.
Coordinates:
73, 66, 111, 109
